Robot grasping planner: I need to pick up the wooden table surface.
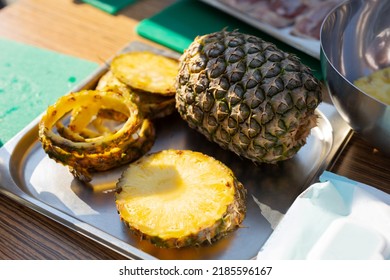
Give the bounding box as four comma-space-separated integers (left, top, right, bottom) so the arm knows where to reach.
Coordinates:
0, 0, 389, 260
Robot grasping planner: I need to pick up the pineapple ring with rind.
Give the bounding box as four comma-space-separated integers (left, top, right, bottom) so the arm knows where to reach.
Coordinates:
39, 90, 142, 154
43, 119, 155, 182
39, 89, 153, 182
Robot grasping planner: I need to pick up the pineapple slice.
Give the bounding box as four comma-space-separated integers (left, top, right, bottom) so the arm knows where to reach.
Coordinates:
115, 149, 246, 248
110, 51, 178, 96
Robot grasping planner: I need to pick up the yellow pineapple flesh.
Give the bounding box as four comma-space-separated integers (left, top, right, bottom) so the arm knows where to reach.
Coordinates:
115, 149, 246, 248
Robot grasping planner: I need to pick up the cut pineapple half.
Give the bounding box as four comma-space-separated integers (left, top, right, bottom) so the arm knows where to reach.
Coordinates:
115, 149, 246, 248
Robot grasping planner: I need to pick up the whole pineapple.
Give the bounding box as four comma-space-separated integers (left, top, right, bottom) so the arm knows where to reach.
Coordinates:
176, 30, 323, 163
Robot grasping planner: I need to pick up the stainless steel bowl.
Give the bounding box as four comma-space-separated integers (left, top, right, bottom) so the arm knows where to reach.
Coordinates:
320, 0, 390, 155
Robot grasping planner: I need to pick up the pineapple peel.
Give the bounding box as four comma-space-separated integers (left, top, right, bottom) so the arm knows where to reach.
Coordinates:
39, 90, 155, 182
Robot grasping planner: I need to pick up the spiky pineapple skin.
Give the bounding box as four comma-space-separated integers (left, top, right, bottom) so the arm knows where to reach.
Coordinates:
175, 30, 323, 163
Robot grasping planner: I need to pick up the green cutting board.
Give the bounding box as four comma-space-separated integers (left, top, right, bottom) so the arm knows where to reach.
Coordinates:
136, 0, 322, 79
0, 38, 98, 147
82, 0, 137, 14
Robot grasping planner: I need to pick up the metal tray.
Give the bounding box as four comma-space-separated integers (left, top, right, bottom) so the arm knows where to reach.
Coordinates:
199, 0, 322, 59
0, 42, 352, 260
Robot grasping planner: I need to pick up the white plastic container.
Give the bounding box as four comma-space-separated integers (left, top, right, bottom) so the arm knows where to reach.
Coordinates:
257, 171, 390, 260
